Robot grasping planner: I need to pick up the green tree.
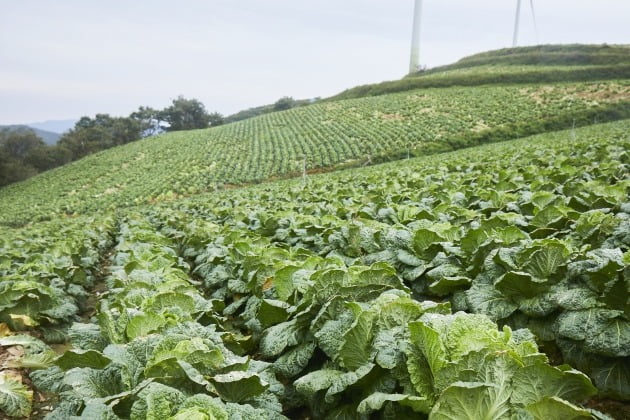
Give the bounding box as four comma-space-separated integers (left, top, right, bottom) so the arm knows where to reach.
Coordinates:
208, 112, 225, 127
160, 96, 211, 131
59, 114, 143, 159
273, 96, 296, 111
24, 144, 73, 172
0, 128, 44, 186
0, 128, 45, 159
130, 106, 165, 136
0, 158, 38, 186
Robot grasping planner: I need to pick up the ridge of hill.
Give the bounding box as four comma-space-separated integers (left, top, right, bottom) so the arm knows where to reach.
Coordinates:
415, 44, 630, 75
26, 119, 76, 135
329, 44, 630, 101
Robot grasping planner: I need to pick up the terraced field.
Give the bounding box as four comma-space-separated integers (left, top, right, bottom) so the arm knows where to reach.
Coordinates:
1, 121, 629, 418
0, 81, 628, 226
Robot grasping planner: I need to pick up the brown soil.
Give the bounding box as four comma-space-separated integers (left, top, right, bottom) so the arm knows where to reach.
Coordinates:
523, 83, 630, 105
584, 397, 630, 420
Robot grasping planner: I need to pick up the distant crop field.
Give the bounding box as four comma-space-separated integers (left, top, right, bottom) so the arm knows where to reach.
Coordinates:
1, 81, 628, 226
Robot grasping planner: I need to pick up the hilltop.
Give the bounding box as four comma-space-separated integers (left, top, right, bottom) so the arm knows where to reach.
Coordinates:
329, 44, 630, 100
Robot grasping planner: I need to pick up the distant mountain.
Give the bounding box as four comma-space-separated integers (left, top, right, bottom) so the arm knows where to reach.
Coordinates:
0, 125, 62, 145
27, 119, 76, 135
0, 119, 76, 145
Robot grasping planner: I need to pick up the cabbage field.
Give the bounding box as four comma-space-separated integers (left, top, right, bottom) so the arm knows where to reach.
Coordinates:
1, 81, 628, 226
1, 120, 629, 418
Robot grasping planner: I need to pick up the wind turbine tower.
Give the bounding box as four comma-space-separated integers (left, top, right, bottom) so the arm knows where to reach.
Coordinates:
513, 0, 522, 47
409, 0, 423, 74
513, 0, 538, 47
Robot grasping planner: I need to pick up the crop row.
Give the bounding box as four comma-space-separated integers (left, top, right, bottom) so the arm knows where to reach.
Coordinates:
161, 120, 630, 401
0, 216, 115, 338
1, 212, 604, 418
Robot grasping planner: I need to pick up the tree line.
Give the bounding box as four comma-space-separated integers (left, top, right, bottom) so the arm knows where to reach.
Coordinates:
0, 96, 223, 188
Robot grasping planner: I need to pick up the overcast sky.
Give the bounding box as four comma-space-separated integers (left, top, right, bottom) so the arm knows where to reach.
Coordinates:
1, 0, 629, 125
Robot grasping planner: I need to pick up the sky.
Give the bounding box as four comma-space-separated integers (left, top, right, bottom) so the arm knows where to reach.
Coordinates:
1, 0, 629, 125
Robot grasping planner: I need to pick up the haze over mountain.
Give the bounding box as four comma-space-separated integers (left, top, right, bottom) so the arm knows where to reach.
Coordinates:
25, 119, 76, 135
0, 119, 76, 145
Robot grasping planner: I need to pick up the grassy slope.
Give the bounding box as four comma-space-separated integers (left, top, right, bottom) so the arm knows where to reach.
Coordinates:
329, 44, 630, 101
5, 122, 628, 418
161, 119, 630, 416
220, 45, 630, 124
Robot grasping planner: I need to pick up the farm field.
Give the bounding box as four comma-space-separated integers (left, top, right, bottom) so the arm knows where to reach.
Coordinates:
1, 80, 629, 226
1, 120, 629, 418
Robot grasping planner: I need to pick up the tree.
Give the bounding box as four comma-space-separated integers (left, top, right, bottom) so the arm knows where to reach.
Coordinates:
273, 96, 296, 111
0, 158, 38, 186
58, 114, 143, 159
160, 96, 211, 131
0, 128, 45, 159
108, 116, 143, 146
24, 145, 73, 172
208, 112, 224, 127
0, 129, 44, 186
130, 106, 165, 137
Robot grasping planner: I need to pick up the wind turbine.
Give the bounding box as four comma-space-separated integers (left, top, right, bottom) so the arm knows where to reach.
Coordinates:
513, 0, 539, 47
409, 0, 423, 73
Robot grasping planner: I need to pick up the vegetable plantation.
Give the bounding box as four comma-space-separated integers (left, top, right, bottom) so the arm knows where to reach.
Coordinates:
0, 81, 628, 226
1, 120, 629, 418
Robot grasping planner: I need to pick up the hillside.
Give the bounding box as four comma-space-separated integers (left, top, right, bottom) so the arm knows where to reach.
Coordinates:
1, 121, 628, 418
330, 44, 630, 101
434, 44, 630, 71
1, 79, 628, 225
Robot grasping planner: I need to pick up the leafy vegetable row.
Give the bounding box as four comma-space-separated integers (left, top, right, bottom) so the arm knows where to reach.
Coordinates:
14, 213, 604, 419
161, 120, 630, 400
0, 216, 115, 336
